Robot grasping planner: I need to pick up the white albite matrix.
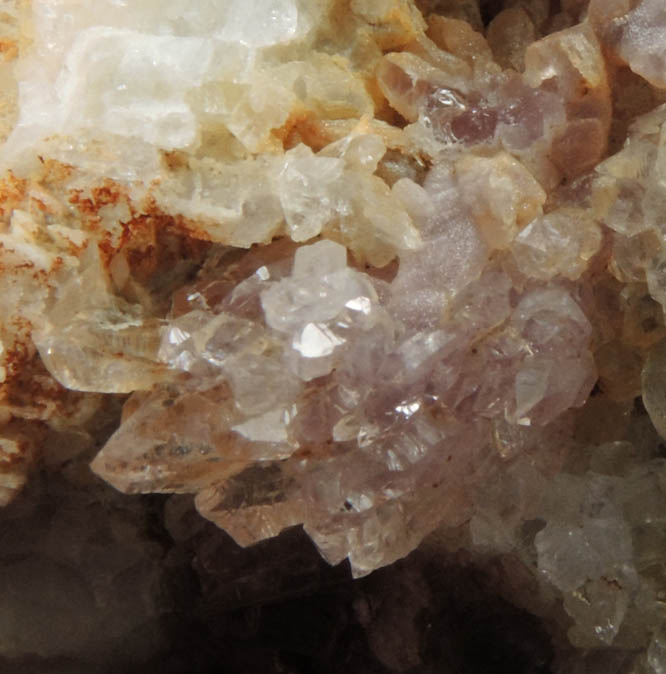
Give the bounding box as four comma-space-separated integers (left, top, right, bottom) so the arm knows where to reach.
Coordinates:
4, 0, 666, 671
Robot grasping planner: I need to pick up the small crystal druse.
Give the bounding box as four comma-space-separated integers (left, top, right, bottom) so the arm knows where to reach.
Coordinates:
2, 0, 666, 670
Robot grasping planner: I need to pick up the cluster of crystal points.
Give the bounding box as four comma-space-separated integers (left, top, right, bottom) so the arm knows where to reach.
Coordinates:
3, 0, 666, 669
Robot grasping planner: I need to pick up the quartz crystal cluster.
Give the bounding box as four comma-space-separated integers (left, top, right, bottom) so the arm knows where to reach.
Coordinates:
3, 0, 666, 670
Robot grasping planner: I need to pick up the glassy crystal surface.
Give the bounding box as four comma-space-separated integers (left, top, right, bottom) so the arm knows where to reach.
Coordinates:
3, 0, 666, 670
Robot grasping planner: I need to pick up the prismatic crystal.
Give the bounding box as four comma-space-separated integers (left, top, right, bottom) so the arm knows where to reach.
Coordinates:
2, 1, 666, 670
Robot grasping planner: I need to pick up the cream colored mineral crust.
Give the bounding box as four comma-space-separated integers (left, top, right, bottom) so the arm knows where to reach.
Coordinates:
2, 0, 666, 669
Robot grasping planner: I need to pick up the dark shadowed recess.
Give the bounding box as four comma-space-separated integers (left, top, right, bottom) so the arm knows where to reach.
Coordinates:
478, 0, 563, 25
478, 0, 506, 23
0, 467, 554, 674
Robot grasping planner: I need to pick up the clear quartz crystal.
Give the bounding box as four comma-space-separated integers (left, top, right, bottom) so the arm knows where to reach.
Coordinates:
5, 1, 666, 667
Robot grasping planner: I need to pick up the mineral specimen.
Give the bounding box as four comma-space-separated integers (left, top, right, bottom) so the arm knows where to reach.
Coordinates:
3, 0, 666, 671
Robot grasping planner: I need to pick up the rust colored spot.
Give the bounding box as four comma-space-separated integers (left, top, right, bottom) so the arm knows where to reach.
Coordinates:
0, 172, 27, 220
91, 184, 123, 208
69, 179, 128, 217
2, 346, 89, 425
273, 109, 336, 152
162, 150, 189, 171
0, 39, 18, 62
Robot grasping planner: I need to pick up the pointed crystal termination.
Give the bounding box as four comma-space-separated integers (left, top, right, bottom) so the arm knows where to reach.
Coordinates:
6, 2, 666, 668
86, 227, 597, 576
